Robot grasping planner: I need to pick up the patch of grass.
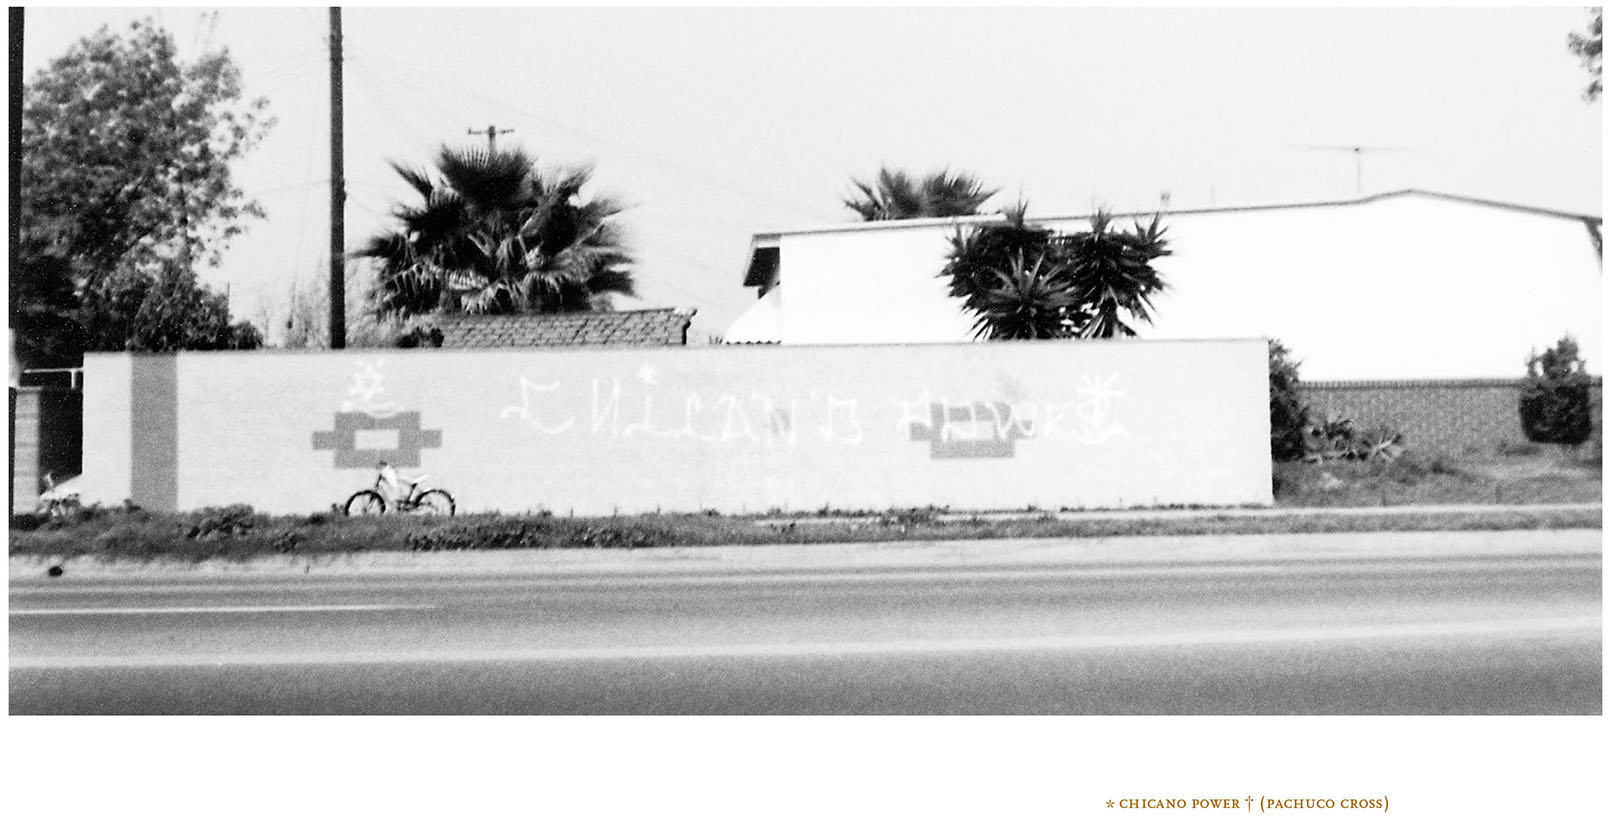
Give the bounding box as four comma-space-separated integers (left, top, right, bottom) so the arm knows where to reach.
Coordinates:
10, 450, 1598, 564
8, 501, 1600, 565
1273, 451, 1601, 507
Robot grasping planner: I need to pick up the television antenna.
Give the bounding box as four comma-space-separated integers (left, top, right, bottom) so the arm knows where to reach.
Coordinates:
1291, 144, 1413, 195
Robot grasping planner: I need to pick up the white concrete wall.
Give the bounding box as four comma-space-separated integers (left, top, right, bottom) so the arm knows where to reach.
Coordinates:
78, 340, 1271, 514
757, 194, 1602, 380
1143, 196, 1602, 380
80, 354, 133, 506
781, 227, 976, 344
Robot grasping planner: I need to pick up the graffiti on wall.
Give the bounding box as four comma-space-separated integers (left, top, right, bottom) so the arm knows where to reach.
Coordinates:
500, 364, 1127, 458
895, 374, 1129, 458
501, 363, 865, 445
312, 360, 443, 468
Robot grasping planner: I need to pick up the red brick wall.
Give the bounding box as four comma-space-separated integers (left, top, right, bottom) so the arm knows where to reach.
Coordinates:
1300, 378, 1604, 455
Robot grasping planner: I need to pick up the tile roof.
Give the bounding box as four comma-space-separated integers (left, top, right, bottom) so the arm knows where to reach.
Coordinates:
433, 309, 695, 349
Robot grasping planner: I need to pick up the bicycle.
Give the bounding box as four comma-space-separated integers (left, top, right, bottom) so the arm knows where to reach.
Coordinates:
343, 462, 456, 517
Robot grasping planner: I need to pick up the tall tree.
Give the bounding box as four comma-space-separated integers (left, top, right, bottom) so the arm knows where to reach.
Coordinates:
942, 203, 1170, 340
844, 166, 998, 221
9, 238, 83, 367
1569, 8, 1602, 102
359, 145, 636, 318
77, 263, 262, 352
16, 19, 272, 353
22, 19, 272, 277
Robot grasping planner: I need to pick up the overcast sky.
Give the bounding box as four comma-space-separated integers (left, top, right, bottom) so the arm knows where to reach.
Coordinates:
19, 6, 1603, 341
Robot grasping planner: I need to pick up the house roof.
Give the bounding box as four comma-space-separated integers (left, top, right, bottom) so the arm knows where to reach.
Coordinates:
434, 308, 696, 348
741, 188, 1604, 286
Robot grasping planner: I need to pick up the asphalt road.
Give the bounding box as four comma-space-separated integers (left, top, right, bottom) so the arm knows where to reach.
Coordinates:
9, 530, 1601, 714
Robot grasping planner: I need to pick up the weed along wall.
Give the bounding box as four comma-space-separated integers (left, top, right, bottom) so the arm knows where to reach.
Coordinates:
79, 339, 1273, 515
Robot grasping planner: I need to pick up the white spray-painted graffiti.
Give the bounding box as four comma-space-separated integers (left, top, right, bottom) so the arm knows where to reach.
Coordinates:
314, 359, 443, 468
499, 367, 1125, 456
501, 375, 864, 445
894, 374, 1129, 458
340, 361, 404, 418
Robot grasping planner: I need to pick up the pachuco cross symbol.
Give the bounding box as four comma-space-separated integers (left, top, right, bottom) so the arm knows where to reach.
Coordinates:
312, 362, 442, 468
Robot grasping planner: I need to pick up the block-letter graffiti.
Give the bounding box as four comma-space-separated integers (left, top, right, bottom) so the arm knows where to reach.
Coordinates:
1072, 374, 1128, 444
719, 395, 760, 442
818, 396, 864, 444
751, 392, 798, 446
910, 401, 1031, 458
591, 378, 623, 435
314, 411, 442, 468
500, 378, 575, 434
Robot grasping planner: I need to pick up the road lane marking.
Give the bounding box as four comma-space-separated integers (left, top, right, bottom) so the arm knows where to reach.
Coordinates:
10, 604, 438, 617
9, 615, 1598, 670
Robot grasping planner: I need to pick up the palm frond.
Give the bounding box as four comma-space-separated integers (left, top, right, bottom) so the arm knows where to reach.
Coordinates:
973, 252, 1076, 340
359, 145, 638, 318
354, 231, 412, 263
389, 161, 435, 200
920, 167, 998, 216
436, 144, 533, 210
584, 266, 637, 299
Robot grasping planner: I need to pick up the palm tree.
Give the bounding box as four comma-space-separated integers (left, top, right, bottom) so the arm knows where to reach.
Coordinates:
1061, 210, 1170, 338
844, 166, 998, 221
942, 204, 1170, 340
971, 251, 1077, 340
358, 145, 636, 318
941, 200, 1052, 322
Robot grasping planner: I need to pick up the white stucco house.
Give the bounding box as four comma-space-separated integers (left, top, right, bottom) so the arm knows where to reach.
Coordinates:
724, 189, 1602, 381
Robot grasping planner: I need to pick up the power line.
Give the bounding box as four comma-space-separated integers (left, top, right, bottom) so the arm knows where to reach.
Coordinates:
345, 59, 460, 154
343, 41, 836, 222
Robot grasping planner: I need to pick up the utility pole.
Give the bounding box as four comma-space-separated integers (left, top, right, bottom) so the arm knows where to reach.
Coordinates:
10, 8, 22, 282
10, 7, 22, 410
328, 7, 346, 349
469, 124, 514, 153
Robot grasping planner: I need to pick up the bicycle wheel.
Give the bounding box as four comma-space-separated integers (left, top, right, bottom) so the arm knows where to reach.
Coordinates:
344, 490, 387, 516
414, 489, 455, 516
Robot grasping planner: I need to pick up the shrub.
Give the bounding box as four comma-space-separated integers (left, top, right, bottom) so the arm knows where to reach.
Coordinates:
399, 517, 679, 551
1302, 411, 1406, 463
1520, 335, 1594, 446
394, 324, 443, 348
183, 504, 261, 541
1268, 340, 1307, 461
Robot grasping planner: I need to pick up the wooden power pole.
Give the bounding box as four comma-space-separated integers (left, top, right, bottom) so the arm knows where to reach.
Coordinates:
10, 8, 22, 284
328, 7, 346, 349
